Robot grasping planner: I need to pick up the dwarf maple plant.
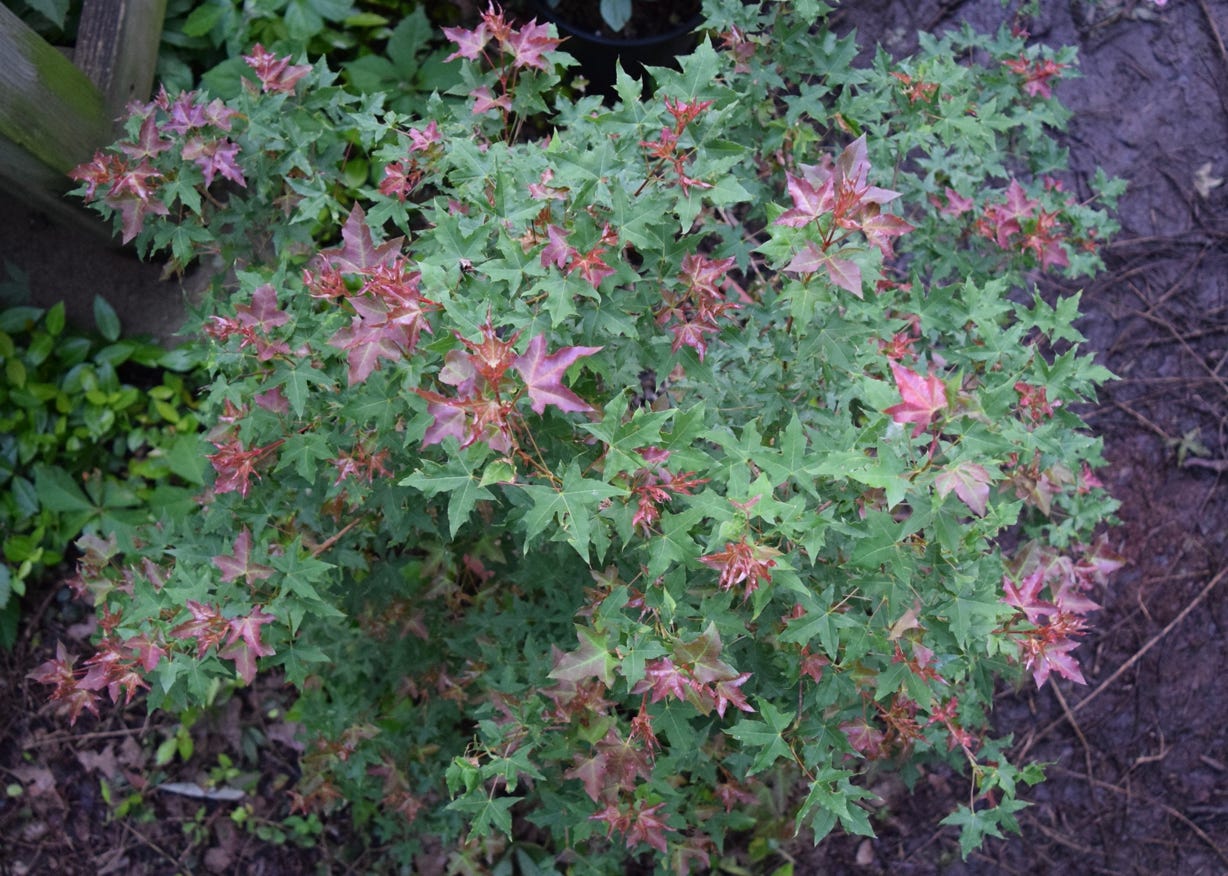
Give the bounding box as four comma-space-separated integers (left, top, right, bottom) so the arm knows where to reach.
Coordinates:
41, 0, 1126, 868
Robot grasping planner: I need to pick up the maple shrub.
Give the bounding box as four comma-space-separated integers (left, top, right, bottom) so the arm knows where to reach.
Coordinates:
46, 0, 1126, 869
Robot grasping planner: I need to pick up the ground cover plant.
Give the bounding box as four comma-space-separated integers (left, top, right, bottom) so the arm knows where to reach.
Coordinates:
0, 282, 202, 650
34, 0, 1126, 869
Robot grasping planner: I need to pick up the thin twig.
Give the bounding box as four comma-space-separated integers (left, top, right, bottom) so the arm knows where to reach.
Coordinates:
1052, 766, 1228, 870
1197, 0, 1228, 67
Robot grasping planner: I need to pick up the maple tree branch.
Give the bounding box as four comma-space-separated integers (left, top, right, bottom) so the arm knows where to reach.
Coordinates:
311, 517, 366, 558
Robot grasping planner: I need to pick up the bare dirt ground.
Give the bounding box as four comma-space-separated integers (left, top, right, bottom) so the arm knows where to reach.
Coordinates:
2, 0, 1227, 873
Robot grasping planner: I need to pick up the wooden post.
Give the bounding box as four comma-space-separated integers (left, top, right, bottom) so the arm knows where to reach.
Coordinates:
0, 1, 165, 227
74, 0, 168, 124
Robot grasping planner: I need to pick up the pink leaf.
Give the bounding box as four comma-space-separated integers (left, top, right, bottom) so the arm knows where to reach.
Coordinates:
933, 462, 993, 516
313, 205, 404, 274
822, 255, 863, 298
513, 334, 601, 414
212, 527, 275, 583
884, 361, 947, 437
775, 171, 834, 228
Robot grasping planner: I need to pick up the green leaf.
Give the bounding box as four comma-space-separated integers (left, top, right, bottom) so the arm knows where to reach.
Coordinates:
728, 700, 795, 774
447, 794, 519, 839
401, 447, 495, 538
181, 3, 224, 37
548, 626, 615, 687
93, 296, 121, 343
517, 463, 627, 561
33, 465, 94, 514
24, 0, 70, 29
795, 766, 876, 842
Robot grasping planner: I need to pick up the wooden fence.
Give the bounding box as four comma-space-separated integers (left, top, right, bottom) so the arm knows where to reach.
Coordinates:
0, 0, 165, 223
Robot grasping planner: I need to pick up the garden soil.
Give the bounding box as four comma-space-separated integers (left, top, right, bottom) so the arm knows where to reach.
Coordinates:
2, 0, 1227, 873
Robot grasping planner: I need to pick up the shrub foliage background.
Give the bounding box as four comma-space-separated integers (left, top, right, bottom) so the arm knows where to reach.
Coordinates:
43, 0, 1124, 868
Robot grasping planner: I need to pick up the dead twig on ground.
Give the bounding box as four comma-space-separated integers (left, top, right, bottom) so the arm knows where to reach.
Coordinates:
1197, 0, 1228, 68
1051, 766, 1228, 870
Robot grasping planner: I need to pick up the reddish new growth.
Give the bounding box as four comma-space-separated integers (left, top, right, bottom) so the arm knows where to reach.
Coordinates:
379, 121, 441, 201
243, 44, 312, 94
70, 87, 244, 243
776, 135, 914, 298
1003, 55, 1067, 99
631, 624, 755, 718
638, 97, 715, 196
416, 320, 601, 452
890, 71, 939, 103
884, 360, 948, 438
1014, 380, 1057, 424
970, 178, 1071, 270
304, 205, 440, 386
1001, 535, 1123, 687
655, 253, 743, 362
207, 435, 284, 498
628, 447, 707, 535
170, 600, 277, 684
699, 537, 780, 602
443, 4, 562, 120
204, 283, 293, 361
539, 223, 619, 289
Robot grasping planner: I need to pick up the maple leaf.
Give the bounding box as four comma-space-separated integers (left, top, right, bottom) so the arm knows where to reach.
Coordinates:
1001, 570, 1055, 625
540, 224, 577, 270
170, 600, 230, 658
775, 170, 835, 228
933, 186, 975, 218
235, 284, 290, 331
213, 527, 275, 583
105, 191, 170, 244
860, 207, 915, 258
548, 626, 615, 687
119, 115, 173, 160
312, 205, 404, 274
243, 44, 312, 94
28, 641, 100, 725
442, 20, 491, 62
513, 334, 602, 414
933, 462, 993, 516
69, 151, 125, 201
507, 17, 561, 71
624, 800, 672, 855
207, 436, 283, 497
220, 607, 278, 684
782, 243, 863, 298
568, 246, 617, 288
631, 656, 694, 704
180, 136, 246, 188
883, 361, 947, 437
565, 728, 651, 803
699, 538, 780, 601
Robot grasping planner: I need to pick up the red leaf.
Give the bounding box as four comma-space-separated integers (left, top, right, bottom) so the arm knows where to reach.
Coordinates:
313, 205, 404, 274
775, 170, 834, 228
860, 209, 914, 258
883, 361, 947, 437
212, 527, 275, 583
507, 18, 562, 72
221, 607, 277, 685
782, 244, 863, 298
822, 255, 863, 298
513, 334, 601, 414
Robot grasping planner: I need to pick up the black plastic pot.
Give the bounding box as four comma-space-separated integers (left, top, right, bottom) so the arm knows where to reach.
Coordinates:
529, 2, 704, 99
